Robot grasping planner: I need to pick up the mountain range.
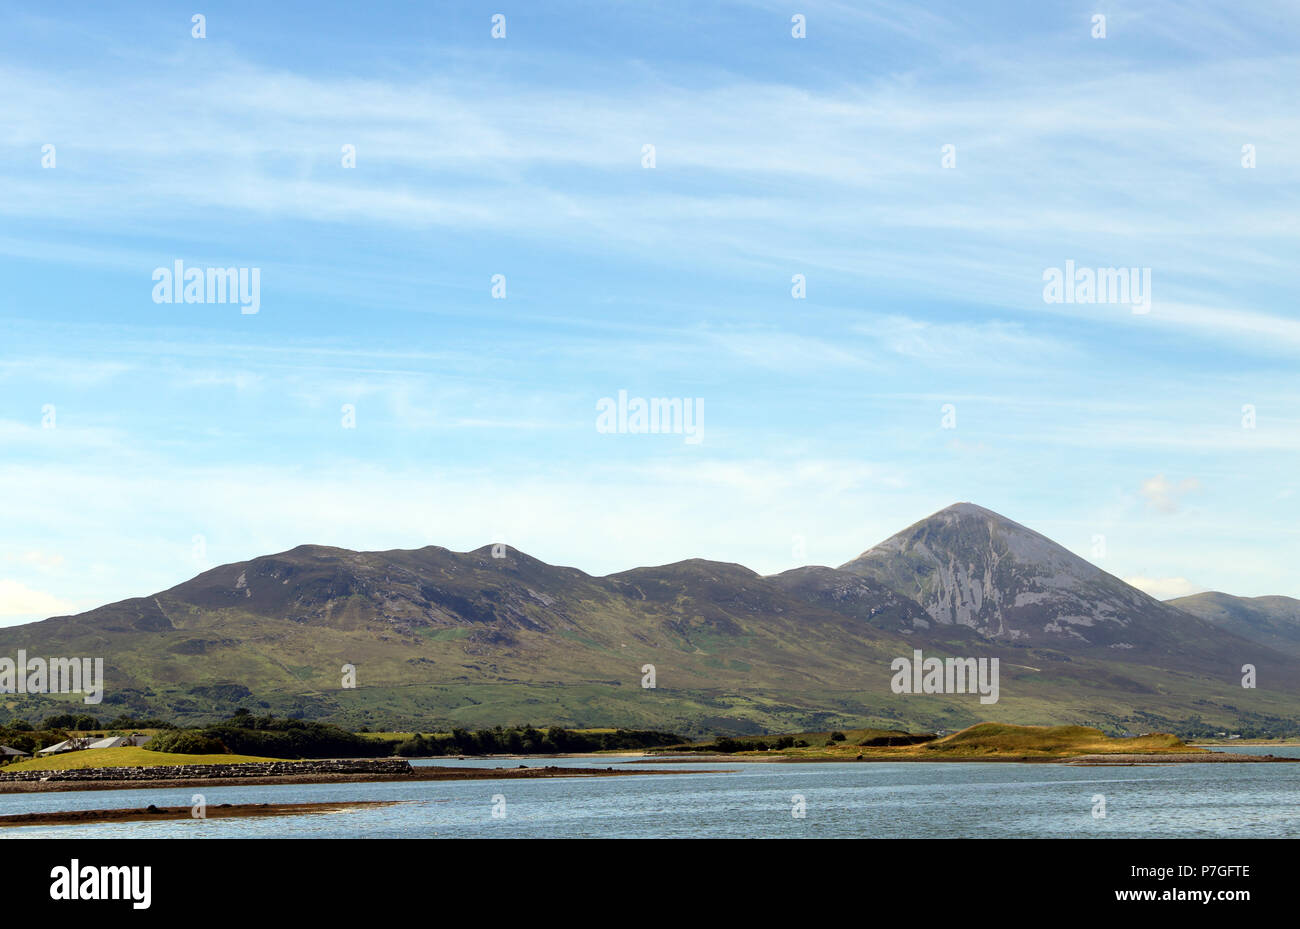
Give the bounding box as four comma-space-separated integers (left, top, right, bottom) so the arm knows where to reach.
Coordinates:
2, 503, 1296, 737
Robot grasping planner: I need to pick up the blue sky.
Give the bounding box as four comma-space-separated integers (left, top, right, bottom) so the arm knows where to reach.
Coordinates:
1, 0, 1298, 624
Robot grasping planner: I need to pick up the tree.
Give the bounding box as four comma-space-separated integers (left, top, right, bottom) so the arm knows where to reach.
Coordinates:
145, 729, 227, 755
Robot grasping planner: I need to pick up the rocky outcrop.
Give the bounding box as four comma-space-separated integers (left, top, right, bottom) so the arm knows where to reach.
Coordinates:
838, 502, 1220, 652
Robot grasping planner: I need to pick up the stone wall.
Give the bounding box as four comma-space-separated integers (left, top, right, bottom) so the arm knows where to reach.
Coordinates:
0, 757, 412, 782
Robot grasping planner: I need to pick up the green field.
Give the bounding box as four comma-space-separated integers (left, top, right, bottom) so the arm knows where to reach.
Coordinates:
2, 543, 1296, 739
5, 746, 278, 772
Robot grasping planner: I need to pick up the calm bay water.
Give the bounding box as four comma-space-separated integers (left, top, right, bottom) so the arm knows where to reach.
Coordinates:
1192, 744, 1300, 756
4, 753, 1297, 838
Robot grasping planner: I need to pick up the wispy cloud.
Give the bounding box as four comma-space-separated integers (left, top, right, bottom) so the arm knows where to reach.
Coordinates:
1, 1, 1297, 611
1139, 475, 1202, 514
1123, 575, 1206, 601
0, 579, 78, 626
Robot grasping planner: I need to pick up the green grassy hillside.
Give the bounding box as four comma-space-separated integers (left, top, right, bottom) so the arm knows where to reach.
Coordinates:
2, 541, 1297, 738
918, 723, 1194, 756
674, 722, 1199, 759
6, 746, 277, 772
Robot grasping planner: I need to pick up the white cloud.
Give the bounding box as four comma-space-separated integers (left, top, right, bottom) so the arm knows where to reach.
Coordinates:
857, 316, 1072, 367
1152, 301, 1300, 353
0, 580, 77, 625
1, 42, 1298, 363
0, 454, 920, 613
1123, 575, 1207, 601
15, 551, 65, 571
1140, 474, 1202, 514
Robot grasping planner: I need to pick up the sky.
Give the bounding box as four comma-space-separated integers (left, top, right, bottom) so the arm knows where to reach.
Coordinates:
1, 0, 1297, 625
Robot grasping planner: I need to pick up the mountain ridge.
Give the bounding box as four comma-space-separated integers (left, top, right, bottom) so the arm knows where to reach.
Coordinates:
3, 503, 1296, 737
1166, 591, 1300, 660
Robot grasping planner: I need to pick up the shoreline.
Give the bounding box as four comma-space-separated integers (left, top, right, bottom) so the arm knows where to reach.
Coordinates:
4, 745, 1292, 794
0, 763, 699, 795
639, 751, 1298, 765
1064, 752, 1298, 765
0, 800, 401, 828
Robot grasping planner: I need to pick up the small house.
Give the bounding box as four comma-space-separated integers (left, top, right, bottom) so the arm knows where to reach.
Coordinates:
86, 736, 130, 750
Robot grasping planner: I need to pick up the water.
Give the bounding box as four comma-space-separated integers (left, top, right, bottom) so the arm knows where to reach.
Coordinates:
1190, 744, 1300, 758
3, 754, 1296, 838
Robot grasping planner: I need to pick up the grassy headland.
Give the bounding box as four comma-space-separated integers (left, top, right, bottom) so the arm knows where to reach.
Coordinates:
662, 722, 1205, 761
6, 746, 279, 772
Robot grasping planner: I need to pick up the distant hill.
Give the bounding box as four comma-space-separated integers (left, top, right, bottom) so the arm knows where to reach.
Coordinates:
1166, 591, 1300, 659
917, 722, 1194, 756
2, 505, 1297, 737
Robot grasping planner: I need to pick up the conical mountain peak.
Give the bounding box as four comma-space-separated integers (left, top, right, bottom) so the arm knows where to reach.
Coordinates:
839, 503, 1183, 647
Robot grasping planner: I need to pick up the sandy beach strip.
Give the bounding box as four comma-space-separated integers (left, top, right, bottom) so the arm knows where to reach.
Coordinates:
1064, 752, 1298, 765
0, 763, 703, 795
0, 800, 401, 828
